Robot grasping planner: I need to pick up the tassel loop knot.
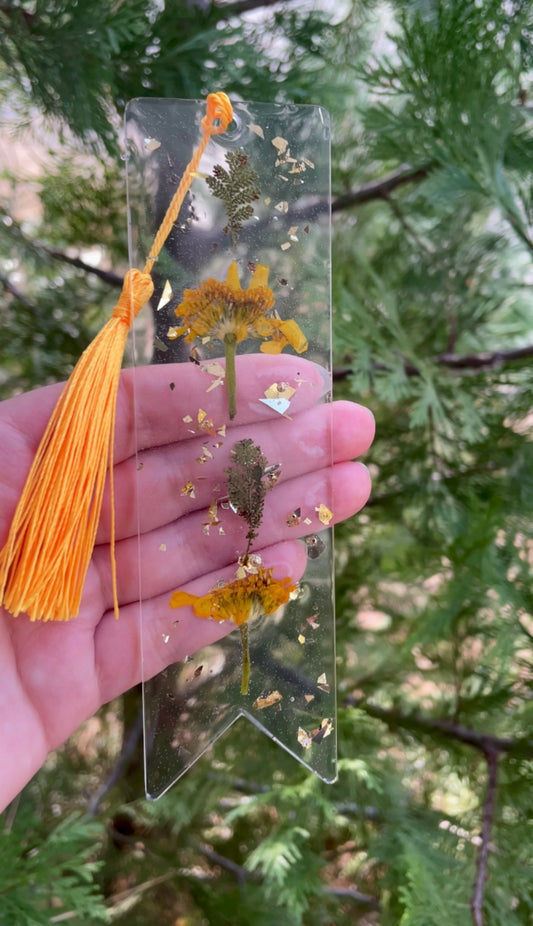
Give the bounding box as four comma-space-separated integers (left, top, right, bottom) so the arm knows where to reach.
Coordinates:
202, 92, 233, 135
112, 270, 154, 325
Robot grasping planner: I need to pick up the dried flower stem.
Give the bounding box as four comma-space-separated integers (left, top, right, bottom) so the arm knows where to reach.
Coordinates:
240, 624, 251, 695
224, 332, 238, 419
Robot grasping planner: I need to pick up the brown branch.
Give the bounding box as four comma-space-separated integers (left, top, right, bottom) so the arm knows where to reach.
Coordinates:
324, 885, 381, 909
45, 248, 124, 288
3, 210, 124, 287
333, 343, 533, 381
0, 271, 36, 310
193, 839, 380, 908
332, 164, 433, 212
345, 697, 533, 758
193, 840, 250, 886
214, 0, 293, 15
470, 749, 499, 926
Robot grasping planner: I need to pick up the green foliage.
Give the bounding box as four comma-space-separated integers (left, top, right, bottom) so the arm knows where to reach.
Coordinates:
1, 0, 533, 924
0, 802, 107, 924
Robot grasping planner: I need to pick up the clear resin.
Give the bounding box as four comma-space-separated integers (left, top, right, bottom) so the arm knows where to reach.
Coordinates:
125, 97, 334, 797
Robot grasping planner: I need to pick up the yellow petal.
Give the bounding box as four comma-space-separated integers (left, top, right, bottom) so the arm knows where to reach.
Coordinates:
170, 590, 198, 608
224, 260, 242, 292
249, 263, 270, 289
277, 318, 308, 353
260, 339, 285, 354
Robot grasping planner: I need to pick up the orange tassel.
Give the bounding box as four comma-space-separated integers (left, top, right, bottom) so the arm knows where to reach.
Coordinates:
0, 92, 233, 622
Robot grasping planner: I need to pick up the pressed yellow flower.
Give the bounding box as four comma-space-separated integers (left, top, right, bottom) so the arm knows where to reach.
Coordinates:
174, 261, 307, 418
170, 566, 296, 627
170, 566, 297, 694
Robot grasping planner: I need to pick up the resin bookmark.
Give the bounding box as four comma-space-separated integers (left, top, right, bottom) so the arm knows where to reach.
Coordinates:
125, 97, 334, 797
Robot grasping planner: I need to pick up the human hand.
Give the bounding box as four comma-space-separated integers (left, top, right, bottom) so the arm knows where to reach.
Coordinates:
0, 354, 374, 810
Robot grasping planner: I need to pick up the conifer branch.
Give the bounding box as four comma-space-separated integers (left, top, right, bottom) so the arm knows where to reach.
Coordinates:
344, 697, 533, 758
332, 164, 433, 213
46, 248, 124, 288
3, 210, 123, 287
0, 271, 35, 310
470, 749, 499, 926
333, 343, 533, 381
215, 0, 295, 14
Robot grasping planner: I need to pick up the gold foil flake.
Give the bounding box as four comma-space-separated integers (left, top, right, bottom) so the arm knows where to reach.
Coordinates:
205, 500, 220, 524
236, 552, 263, 579
157, 279, 173, 311
167, 326, 180, 340
298, 633, 306, 645
287, 508, 301, 527
264, 463, 282, 488
298, 719, 333, 750
248, 123, 265, 139
316, 503, 333, 525
317, 673, 330, 693
272, 136, 289, 155
304, 694, 315, 703
253, 690, 283, 710
297, 727, 313, 750
201, 360, 226, 392
159, 543, 167, 552
181, 481, 196, 498
264, 197, 271, 205
275, 200, 289, 213
144, 137, 161, 151
312, 718, 334, 744
198, 409, 216, 435
264, 382, 296, 401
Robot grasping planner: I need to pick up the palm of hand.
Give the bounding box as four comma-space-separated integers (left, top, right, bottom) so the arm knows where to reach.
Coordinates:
0, 355, 374, 809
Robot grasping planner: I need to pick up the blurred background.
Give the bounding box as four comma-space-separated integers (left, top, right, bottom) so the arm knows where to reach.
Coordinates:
1, 1, 532, 923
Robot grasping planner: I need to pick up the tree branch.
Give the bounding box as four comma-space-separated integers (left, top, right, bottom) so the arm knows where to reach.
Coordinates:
332, 164, 433, 212
214, 0, 294, 15
46, 248, 124, 288
324, 885, 381, 910
0, 271, 35, 310
345, 697, 533, 758
470, 749, 499, 926
333, 342, 533, 382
